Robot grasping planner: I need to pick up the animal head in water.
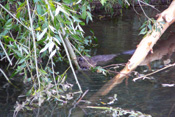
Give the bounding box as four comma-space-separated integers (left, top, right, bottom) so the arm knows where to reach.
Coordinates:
77, 56, 96, 70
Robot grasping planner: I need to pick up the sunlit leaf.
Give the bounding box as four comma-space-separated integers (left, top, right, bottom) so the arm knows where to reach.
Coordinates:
49, 41, 55, 53
22, 47, 29, 54
37, 28, 47, 41
49, 25, 55, 32
49, 49, 56, 59
40, 42, 50, 53
35, 27, 41, 31
76, 0, 82, 4
53, 37, 61, 45
100, 0, 107, 5
55, 5, 61, 16
56, 5, 70, 16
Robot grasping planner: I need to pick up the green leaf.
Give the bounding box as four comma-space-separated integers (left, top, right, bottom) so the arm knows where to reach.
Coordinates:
140, 22, 146, 30
37, 4, 44, 15
4, 19, 12, 30
87, 12, 92, 21
18, 58, 26, 64
40, 41, 50, 53
148, 23, 152, 31
100, 0, 107, 5
118, 0, 122, 6
34, 0, 40, 3
37, 28, 47, 41
139, 27, 146, 35
81, 10, 86, 19
49, 49, 56, 59
72, 16, 82, 23
39, 69, 47, 74
81, 6, 86, 19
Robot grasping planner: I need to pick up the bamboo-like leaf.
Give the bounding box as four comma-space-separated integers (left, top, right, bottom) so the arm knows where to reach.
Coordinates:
100, 0, 107, 5
55, 5, 61, 16
81, 6, 86, 19
72, 16, 82, 23
87, 12, 92, 21
49, 25, 55, 32
56, 5, 70, 16
22, 47, 29, 54
49, 41, 55, 53
37, 28, 47, 41
0, 40, 12, 65
140, 22, 146, 30
53, 37, 61, 45
76, 0, 82, 4
40, 42, 50, 53
49, 49, 56, 59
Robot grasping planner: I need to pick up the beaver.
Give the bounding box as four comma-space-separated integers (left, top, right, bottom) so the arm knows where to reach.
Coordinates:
78, 49, 135, 70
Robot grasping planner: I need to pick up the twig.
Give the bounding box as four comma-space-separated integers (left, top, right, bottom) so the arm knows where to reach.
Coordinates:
168, 102, 175, 117
0, 40, 13, 65
0, 69, 18, 88
138, 0, 151, 20
133, 63, 175, 82
51, 58, 60, 98
102, 63, 125, 69
75, 90, 89, 105
139, 0, 160, 12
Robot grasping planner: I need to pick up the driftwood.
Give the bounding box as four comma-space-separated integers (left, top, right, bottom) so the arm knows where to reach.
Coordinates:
94, 1, 175, 96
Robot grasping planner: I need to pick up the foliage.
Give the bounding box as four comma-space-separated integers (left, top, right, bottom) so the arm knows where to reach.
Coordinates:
0, 0, 94, 113
99, 0, 131, 16
139, 18, 165, 36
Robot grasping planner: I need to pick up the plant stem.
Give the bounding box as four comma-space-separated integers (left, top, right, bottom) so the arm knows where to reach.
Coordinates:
58, 31, 82, 93
0, 40, 12, 65
26, 0, 40, 90
0, 69, 18, 88
64, 38, 81, 70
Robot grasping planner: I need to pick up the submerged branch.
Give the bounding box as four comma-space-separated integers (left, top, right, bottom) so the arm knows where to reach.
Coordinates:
133, 63, 175, 82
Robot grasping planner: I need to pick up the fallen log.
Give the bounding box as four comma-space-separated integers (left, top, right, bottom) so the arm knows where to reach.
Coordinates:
97, 0, 175, 96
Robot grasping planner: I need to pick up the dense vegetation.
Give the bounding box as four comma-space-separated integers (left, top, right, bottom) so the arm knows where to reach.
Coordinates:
0, 0, 172, 116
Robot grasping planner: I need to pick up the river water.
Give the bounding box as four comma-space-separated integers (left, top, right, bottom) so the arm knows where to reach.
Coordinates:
1, 5, 175, 117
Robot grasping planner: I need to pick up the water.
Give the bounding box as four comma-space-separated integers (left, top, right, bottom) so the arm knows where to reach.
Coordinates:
1, 6, 175, 117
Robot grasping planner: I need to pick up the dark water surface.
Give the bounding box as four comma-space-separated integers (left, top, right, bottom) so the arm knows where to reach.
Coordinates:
1, 6, 175, 117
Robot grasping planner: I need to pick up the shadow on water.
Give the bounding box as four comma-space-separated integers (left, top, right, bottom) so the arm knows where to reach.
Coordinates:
1, 6, 175, 117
